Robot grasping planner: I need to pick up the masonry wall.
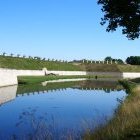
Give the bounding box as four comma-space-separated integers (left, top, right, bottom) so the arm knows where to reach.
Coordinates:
0, 68, 140, 87
0, 69, 18, 87
123, 73, 140, 79
48, 71, 122, 77
0, 68, 45, 87
3, 69, 45, 76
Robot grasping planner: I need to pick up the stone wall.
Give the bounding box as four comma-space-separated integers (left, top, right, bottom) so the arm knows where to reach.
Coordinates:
0, 69, 18, 87
123, 73, 140, 79
47, 71, 122, 77
0, 68, 140, 87
0, 68, 45, 87
1, 69, 45, 76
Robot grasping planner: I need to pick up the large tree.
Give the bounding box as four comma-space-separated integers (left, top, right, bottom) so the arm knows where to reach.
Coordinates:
98, 0, 140, 40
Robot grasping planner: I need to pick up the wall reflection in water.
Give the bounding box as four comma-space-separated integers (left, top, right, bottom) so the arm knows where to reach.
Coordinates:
0, 85, 17, 105
0, 80, 124, 105
17, 79, 124, 96
0, 80, 126, 140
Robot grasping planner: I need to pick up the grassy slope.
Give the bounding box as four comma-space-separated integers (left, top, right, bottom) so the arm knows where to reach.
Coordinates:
0, 56, 81, 71
80, 63, 140, 72
0, 55, 140, 72
118, 64, 140, 72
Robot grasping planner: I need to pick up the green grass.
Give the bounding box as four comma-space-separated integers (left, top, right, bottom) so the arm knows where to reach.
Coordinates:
80, 63, 121, 72
130, 78, 140, 83
80, 63, 140, 72
118, 64, 140, 72
119, 80, 137, 94
1, 55, 140, 72
18, 75, 95, 84
84, 79, 140, 140
0, 55, 81, 71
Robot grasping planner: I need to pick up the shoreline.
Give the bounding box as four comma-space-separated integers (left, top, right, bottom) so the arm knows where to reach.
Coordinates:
84, 79, 140, 139
18, 75, 119, 85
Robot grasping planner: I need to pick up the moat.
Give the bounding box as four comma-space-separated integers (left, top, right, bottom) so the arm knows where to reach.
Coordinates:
0, 80, 127, 139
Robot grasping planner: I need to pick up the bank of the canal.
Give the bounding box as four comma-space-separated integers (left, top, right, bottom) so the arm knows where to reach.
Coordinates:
0, 79, 127, 139
1, 55, 140, 87
84, 79, 140, 140
18, 75, 118, 85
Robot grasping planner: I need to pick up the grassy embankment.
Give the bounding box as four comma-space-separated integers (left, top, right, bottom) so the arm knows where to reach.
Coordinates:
84, 78, 140, 140
1, 55, 140, 85
1, 55, 140, 72
0, 55, 81, 71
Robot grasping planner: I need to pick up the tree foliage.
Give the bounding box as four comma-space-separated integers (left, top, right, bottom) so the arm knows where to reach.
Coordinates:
126, 56, 140, 65
98, 0, 140, 40
105, 56, 124, 64
105, 56, 112, 61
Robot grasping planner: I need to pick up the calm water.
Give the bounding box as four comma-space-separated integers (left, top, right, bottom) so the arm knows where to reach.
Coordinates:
0, 80, 127, 140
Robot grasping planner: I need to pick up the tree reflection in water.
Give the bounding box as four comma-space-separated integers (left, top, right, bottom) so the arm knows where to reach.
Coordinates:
13, 107, 82, 140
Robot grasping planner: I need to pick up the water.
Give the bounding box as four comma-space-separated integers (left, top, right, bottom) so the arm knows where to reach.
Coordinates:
0, 80, 127, 140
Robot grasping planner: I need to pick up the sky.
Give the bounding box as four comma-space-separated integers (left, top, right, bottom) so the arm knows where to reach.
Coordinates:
0, 0, 139, 61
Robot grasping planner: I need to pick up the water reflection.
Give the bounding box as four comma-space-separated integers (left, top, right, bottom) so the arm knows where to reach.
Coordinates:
0, 85, 17, 105
0, 80, 126, 140
17, 79, 123, 95
14, 107, 82, 140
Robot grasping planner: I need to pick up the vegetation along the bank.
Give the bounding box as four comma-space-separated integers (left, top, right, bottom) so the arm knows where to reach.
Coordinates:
18, 75, 119, 85
84, 79, 140, 140
18, 75, 96, 85
0, 54, 140, 72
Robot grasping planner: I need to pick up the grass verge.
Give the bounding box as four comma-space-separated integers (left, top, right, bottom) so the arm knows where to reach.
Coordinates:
18, 75, 118, 85
18, 75, 96, 85
84, 79, 140, 140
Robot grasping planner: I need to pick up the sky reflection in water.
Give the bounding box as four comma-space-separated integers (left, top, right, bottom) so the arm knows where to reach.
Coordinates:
0, 80, 127, 139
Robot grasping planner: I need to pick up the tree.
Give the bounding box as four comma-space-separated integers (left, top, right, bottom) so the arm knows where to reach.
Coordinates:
98, 0, 140, 40
105, 56, 124, 64
2, 52, 6, 56
34, 56, 41, 60
23, 55, 26, 58
17, 54, 20, 57
117, 59, 124, 64
10, 53, 14, 57
104, 56, 112, 61
126, 56, 140, 65
29, 56, 33, 59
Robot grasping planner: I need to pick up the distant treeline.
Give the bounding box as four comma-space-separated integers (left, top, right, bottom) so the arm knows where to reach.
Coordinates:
0, 52, 140, 65
126, 56, 140, 65
104, 56, 140, 65
104, 57, 124, 64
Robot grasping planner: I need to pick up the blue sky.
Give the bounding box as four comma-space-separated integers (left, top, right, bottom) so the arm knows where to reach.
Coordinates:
0, 0, 139, 61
